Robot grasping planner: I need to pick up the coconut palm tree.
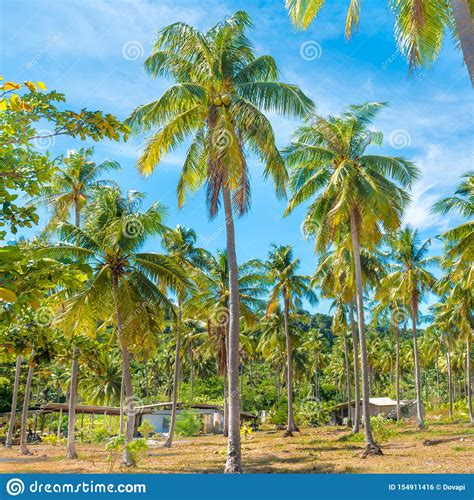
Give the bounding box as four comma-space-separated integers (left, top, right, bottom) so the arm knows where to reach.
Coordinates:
188, 250, 265, 435
41, 187, 190, 465
161, 226, 207, 448
261, 245, 317, 436
382, 227, 437, 429
33, 148, 120, 459
433, 171, 473, 267
314, 243, 384, 432
285, 0, 474, 85
127, 11, 313, 473
284, 102, 418, 454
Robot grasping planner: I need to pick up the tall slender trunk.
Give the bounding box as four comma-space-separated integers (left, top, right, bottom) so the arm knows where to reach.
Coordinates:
164, 304, 182, 448
5, 355, 22, 449
144, 363, 149, 399
189, 341, 194, 404
349, 208, 380, 455
222, 186, 242, 473
466, 333, 473, 424
119, 370, 125, 434
223, 324, 229, 437
450, 0, 474, 86
66, 202, 81, 459
395, 322, 401, 421
66, 347, 79, 458
283, 293, 298, 436
349, 300, 360, 432
343, 329, 352, 425
446, 338, 453, 419
435, 357, 441, 405
411, 300, 424, 429
111, 274, 135, 466
20, 350, 35, 455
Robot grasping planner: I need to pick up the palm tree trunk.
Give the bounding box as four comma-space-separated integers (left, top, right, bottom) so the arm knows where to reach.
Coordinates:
66, 202, 81, 459
466, 333, 473, 424
5, 354, 22, 449
410, 300, 424, 429
222, 185, 242, 473
349, 300, 360, 432
446, 338, 453, 419
450, 0, 474, 86
435, 357, 441, 405
66, 346, 79, 458
119, 370, 125, 434
349, 208, 381, 455
20, 350, 35, 455
111, 274, 135, 466
164, 305, 181, 448
283, 294, 298, 436
223, 371, 229, 437
189, 342, 194, 404
395, 322, 401, 421
343, 330, 352, 426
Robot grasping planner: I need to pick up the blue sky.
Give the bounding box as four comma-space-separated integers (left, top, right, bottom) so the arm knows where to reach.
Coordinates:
1, 0, 473, 314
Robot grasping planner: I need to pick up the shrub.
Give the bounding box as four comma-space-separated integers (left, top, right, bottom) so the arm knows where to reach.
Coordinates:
370, 415, 395, 445
297, 401, 330, 427
268, 402, 288, 427
175, 410, 201, 437
240, 424, 253, 440
105, 434, 125, 472
138, 420, 155, 439
126, 438, 148, 465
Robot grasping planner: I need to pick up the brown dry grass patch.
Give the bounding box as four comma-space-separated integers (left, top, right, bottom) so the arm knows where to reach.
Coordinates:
0, 420, 472, 474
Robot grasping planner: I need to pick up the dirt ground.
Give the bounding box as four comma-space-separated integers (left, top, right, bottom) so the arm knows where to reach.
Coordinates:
1, 420, 473, 474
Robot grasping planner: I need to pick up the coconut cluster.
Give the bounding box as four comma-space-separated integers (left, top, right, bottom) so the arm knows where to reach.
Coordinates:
213, 94, 231, 107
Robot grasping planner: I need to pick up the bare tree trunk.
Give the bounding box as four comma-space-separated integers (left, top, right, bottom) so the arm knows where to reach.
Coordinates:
111, 274, 135, 466
20, 350, 35, 455
450, 0, 474, 86
435, 357, 441, 405
164, 306, 181, 448
66, 347, 79, 458
66, 202, 81, 459
119, 369, 125, 434
223, 371, 229, 437
343, 329, 352, 426
222, 186, 242, 473
189, 342, 194, 404
411, 300, 424, 429
349, 209, 381, 455
349, 301, 360, 432
466, 333, 473, 424
283, 294, 298, 436
395, 322, 401, 421
5, 355, 22, 449
446, 339, 453, 419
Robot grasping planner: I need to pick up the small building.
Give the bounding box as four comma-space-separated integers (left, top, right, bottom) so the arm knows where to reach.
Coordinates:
135, 402, 257, 435
330, 397, 415, 425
